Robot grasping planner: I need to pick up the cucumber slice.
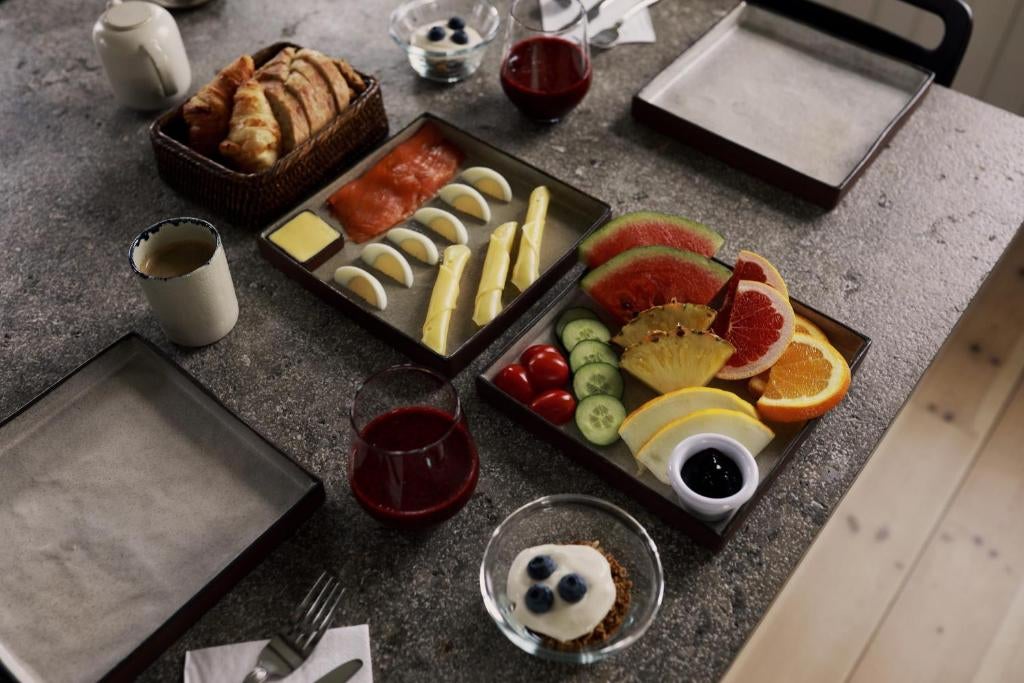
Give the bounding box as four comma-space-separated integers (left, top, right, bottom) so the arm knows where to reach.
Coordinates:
575, 394, 626, 446
569, 340, 619, 372
573, 362, 624, 399
560, 318, 611, 351
555, 306, 598, 337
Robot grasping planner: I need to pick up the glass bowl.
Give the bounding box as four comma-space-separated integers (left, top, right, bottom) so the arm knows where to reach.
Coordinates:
389, 0, 501, 83
480, 494, 664, 663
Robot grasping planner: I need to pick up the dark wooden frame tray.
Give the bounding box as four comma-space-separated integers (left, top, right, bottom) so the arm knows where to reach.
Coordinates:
476, 273, 871, 551
631, 1, 936, 209
258, 113, 612, 376
0, 333, 324, 683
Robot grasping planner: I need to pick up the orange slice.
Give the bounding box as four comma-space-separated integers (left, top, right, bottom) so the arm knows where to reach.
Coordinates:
716, 280, 795, 380
756, 333, 851, 422
733, 250, 789, 298
794, 313, 828, 342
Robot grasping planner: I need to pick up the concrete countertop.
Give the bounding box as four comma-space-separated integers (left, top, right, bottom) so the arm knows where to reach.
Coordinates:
2, 0, 1023, 681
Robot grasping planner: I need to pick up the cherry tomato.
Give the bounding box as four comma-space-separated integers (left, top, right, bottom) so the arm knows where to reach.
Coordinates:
494, 364, 534, 403
520, 344, 561, 366
526, 351, 570, 391
530, 389, 576, 425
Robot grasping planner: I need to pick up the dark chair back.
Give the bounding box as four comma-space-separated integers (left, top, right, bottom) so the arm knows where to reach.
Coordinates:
749, 0, 973, 86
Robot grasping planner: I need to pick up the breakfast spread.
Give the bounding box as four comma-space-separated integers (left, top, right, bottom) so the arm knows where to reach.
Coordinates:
410, 16, 483, 52
268, 211, 343, 264
334, 266, 387, 310
183, 47, 366, 172
681, 448, 744, 498
510, 186, 550, 292
473, 222, 517, 326
422, 244, 472, 354
327, 123, 464, 243
507, 542, 630, 647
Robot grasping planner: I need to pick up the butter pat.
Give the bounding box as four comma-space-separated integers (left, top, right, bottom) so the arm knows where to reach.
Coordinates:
270, 211, 341, 263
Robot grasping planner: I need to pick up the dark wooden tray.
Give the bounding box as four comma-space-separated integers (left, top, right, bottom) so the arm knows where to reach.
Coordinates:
258, 113, 612, 377
476, 273, 871, 551
0, 334, 324, 682
631, 1, 936, 209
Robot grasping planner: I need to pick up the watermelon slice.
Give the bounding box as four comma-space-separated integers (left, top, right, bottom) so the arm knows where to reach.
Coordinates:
581, 246, 731, 324
579, 212, 724, 268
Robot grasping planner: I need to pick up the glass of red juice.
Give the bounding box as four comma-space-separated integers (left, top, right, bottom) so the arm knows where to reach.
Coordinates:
349, 365, 479, 527
500, 0, 591, 123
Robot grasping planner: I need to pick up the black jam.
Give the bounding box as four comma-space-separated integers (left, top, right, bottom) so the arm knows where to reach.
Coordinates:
681, 448, 743, 498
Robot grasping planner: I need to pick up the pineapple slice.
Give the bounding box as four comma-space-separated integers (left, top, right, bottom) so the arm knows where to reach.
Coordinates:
612, 302, 717, 349
620, 325, 734, 395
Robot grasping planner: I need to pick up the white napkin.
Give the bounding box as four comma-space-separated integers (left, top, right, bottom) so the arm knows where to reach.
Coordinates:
184, 625, 373, 683
542, 0, 656, 45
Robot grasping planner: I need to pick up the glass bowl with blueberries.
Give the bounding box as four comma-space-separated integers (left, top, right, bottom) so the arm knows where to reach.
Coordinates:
480, 494, 664, 663
389, 0, 501, 83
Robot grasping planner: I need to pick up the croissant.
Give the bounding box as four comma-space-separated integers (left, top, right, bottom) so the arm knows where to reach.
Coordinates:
218, 79, 281, 173
183, 55, 254, 157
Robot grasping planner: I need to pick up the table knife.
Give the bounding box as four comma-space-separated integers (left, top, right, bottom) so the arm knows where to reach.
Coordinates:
313, 658, 363, 683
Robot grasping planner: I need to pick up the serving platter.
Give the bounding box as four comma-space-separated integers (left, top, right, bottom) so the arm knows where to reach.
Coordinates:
0, 334, 324, 683
258, 113, 612, 376
476, 273, 870, 551
631, 1, 933, 209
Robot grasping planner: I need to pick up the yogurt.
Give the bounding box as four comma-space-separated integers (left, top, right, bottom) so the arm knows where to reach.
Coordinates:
411, 20, 482, 52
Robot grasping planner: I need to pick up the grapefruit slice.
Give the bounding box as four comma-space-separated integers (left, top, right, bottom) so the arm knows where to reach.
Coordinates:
579, 212, 724, 268
716, 280, 795, 380
713, 250, 788, 337
757, 333, 851, 422
794, 313, 828, 342
581, 246, 731, 324
619, 387, 757, 456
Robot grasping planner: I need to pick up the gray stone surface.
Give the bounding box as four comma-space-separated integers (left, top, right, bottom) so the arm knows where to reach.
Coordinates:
2, 0, 1024, 681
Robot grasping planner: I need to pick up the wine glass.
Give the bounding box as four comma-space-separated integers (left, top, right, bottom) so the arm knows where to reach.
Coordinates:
349, 365, 479, 527
500, 0, 592, 122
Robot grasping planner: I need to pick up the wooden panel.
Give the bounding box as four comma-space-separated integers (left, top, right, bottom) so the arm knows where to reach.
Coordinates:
972, 581, 1024, 683
849, 375, 1024, 682
721, 229, 1024, 683
980, 2, 1024, 114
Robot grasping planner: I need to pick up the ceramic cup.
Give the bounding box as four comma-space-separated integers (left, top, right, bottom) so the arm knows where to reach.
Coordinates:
667, 434, 759, 522
93, 1, 191, 110
129, 218, 239, 347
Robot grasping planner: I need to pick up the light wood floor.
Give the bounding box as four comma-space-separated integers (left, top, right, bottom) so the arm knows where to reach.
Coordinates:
723, 224, 1024, 683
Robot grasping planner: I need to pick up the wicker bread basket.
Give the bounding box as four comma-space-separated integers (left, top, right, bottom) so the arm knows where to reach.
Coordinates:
149, 42, 388, 226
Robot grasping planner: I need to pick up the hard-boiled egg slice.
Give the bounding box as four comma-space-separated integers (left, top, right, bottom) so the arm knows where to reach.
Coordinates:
412, 208, 469, 245
461, 167, 512, 202
361, 243, 414, 288
334, 266, 387, 310
386, 227, 440, 265
438, 183, 491, 222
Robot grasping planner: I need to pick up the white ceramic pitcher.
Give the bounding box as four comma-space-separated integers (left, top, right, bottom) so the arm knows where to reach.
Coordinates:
92, 1, 191, 110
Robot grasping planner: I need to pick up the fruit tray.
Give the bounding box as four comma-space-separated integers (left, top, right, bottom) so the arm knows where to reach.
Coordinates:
476, 274, 870, 550
258, 114, 611, 376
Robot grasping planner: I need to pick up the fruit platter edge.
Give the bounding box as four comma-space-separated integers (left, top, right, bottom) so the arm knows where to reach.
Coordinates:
257, 113, 612, 377
476, 269, 871, 551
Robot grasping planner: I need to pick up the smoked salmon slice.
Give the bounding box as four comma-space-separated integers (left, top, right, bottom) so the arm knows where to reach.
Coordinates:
327, 123, 463, 243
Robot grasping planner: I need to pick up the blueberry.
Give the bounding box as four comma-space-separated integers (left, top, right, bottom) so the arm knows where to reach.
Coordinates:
524, 584, 554, 613
451, 30, 469, 45
427, 26, 446, 41
527, 555, 556, 580
557, 573, 587, 603
448, 16, 466, 30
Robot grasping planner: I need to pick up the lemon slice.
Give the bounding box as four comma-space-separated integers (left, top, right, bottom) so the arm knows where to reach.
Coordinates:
413, 208, 469, 245
438, 183, 491, 222
461, 167, 512, 202
334, 266, 387, 310
361, 243, 414, 288
386, 227, 440, 265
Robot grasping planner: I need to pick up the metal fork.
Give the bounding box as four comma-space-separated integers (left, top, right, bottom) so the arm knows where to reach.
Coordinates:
242, 572, 345, 683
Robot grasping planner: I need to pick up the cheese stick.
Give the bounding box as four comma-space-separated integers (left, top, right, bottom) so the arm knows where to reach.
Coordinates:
511, 186, 550, 292
422, 244, 472, 354
472, 222, 517, 327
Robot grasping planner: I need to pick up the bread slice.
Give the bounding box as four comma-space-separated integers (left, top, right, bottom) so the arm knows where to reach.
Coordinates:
284, 63, 336, 134
183, 54, 255, 157
255, 46, 294, 84
219, 79, 280, 173
334, 58, 366, 93
296, 49, 351, 112
261, 80, 309, 152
